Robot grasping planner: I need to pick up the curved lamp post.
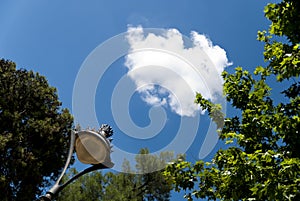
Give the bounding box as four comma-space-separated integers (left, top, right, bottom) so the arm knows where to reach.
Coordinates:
39, 124, 114, 201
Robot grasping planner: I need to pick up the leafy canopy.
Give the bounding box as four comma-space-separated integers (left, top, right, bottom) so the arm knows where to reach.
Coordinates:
164, 0, 300, 200
0, 59, 73, 201
57, 148, 174, 201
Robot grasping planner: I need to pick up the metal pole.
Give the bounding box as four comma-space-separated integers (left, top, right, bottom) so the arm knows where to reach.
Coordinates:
39, 163, 109, 201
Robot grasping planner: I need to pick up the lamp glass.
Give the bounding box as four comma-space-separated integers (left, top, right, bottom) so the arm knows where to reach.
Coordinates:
75, 130, 110, 165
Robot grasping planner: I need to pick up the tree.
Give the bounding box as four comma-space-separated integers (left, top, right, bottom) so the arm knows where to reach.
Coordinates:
56, 168, 106, 201
57, 148, 174, 201
0, 59, 74, 201
135, 148, 174, 201
164, 0, 300, 200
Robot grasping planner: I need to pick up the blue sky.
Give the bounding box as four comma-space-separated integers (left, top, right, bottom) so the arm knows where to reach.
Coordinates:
0, 0, 279, 200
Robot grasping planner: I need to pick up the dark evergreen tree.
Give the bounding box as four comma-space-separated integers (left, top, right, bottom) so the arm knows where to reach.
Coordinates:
0, 59, 73, 201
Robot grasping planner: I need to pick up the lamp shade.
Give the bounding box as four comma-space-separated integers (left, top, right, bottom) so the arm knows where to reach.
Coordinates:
75, 130, 113, 167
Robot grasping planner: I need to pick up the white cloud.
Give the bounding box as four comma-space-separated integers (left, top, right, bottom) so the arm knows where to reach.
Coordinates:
139, 85, 167, 107
124, 26, 231, 117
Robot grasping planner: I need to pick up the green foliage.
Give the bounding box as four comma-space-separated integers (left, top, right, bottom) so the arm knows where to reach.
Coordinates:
0, 59, 74, 201
56, 168, 106, 201
164, 0, 300, 200
57, 148, 174, 201
260, 0, 300, 81
135, 148, 174, 201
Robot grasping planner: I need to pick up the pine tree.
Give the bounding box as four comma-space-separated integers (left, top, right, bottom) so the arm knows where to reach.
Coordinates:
0, 59, 73, 201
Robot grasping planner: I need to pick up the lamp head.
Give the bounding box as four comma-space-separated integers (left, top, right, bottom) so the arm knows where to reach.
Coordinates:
74, 128, 114, 168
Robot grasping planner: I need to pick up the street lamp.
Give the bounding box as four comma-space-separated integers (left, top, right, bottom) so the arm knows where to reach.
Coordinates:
39, 124, 114, 201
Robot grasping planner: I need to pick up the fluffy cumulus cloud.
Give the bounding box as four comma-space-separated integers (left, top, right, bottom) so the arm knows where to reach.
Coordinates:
124, 26, 231, 117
